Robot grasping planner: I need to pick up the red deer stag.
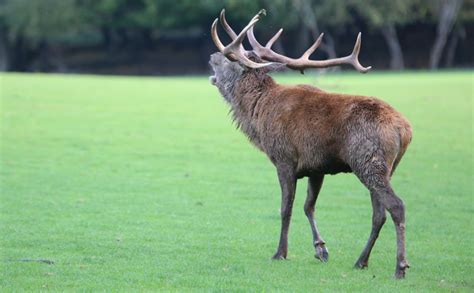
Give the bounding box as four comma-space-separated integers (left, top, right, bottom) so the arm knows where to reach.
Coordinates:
209, 9, 412, 279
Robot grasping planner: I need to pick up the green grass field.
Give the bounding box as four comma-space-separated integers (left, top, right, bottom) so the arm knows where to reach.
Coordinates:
1, 71, 472, 291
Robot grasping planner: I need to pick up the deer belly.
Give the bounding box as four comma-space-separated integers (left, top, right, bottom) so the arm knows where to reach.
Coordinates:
297, 157, 352, 178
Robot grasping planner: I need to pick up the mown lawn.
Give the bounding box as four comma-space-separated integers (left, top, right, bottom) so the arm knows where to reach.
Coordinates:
0, 71, 472, 291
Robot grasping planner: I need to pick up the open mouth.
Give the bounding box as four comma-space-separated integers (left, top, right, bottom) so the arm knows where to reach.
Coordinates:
209, 75, 217, 85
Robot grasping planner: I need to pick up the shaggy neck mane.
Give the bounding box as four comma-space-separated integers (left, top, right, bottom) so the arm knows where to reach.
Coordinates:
228, 70, 276, 146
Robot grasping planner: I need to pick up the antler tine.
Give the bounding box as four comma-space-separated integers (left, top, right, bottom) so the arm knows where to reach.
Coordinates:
348, 33, 372, 73
353, 32, 362, 55
211, 10, 275, 69
219, 8, 256, 54
247, 26, 266, 54
265, 28, 283, 49
301, 33, 324, 60
221, 8, 265, 41
212, 18, 239, 61
211, 18, 226, 52
254, 9, 267, 20
219, 9, 262, 55
219, 9, 238, 40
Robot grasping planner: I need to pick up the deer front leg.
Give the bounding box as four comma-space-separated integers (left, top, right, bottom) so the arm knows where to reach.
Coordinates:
305, 174, 329, 262
272, 164, 297, 260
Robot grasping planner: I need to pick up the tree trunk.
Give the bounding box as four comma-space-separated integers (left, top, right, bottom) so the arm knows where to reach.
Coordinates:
30, 40, 49, 71
292, 0, 336, 59
320, 33, 337, 60
141, 28, 154, 50
295, 25, 310, 56
273, 38, 285, 55
10, 35, 27, 71
429, 0, 463, 69
261, 0, 285, 55
380, 24, 404, 70
101, 26, 113, 51
9, 35, 44, 71
117, 28, 129, 48
445, 25, 465, 67
0, 28, 9, 71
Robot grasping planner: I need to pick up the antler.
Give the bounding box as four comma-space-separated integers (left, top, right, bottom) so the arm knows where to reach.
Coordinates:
247, 26, 371, 73
211, 9, 274, 68
211, 9, 371, 73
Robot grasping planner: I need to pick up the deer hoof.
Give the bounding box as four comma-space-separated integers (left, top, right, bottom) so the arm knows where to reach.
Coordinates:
395, 269, 406, 279
271, 252, 287, 260
395, 260, 410, 279
315, 244, 329, 262
354, 260, 368, 269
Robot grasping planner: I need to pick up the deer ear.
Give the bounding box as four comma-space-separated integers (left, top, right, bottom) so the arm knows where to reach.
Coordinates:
228, 60, 245, 74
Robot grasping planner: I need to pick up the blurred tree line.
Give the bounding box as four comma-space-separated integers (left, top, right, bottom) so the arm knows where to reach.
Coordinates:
0, 0, 472, 74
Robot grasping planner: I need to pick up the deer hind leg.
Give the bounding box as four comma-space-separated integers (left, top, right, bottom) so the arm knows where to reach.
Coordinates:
305, 174, 329, 262
374, 182, 409, 279
272, 164, 297, 260
354, 191, 386, 268
354, 158, 409, 279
